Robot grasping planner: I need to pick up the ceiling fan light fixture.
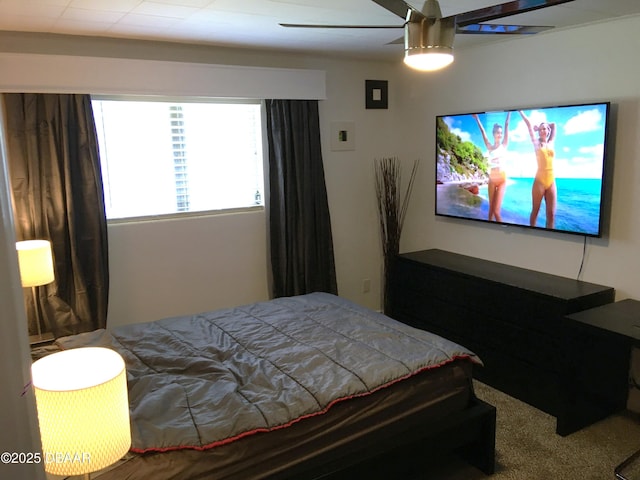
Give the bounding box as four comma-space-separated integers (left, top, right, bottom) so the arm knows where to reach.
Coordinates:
404, 11, 455, 72
404, 47, 454, 71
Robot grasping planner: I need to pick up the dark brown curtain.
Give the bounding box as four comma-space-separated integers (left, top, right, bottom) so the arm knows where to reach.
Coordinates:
4, 93, 109, 338
265, 99, 337, 298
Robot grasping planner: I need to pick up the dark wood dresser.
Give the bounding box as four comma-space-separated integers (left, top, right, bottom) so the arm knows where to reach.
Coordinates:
387, 249, 627, 436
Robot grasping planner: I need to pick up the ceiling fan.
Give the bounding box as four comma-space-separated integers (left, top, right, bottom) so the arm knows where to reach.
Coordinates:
281, 0, 575, 71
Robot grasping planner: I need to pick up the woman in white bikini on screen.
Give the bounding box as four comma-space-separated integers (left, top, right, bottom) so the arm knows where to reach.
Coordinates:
473, 112, 511, 222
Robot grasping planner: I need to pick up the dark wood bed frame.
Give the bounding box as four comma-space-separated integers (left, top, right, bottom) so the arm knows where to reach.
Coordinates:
274, 394, 496, 479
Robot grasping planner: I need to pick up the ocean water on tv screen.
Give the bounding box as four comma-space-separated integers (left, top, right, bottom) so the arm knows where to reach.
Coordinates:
440, 177, 602, 235
503, 177, 601, 234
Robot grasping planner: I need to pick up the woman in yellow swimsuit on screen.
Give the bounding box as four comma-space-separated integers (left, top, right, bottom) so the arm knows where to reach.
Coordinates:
518, 110, 557, 228
473, 112, 511, 222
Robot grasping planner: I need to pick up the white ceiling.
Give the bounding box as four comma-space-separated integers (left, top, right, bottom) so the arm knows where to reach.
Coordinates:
1, 0, 639, 60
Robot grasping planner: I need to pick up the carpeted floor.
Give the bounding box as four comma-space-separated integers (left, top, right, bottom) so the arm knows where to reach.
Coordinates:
420, 381, 640, 480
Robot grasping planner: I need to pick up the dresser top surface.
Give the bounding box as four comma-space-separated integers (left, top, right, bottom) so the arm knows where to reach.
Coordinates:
399, 249, 614, 301
566, 299, 640, 339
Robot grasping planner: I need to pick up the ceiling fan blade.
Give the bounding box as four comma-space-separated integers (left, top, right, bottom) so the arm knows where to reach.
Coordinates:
456, 23, 553, 34
386, 36, 405, 45
450, 0, 575, 28
371, 0, 418, 20
279, 23, 402, 29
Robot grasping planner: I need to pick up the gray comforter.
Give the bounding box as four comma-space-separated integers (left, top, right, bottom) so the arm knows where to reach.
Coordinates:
56, 293, 479, 453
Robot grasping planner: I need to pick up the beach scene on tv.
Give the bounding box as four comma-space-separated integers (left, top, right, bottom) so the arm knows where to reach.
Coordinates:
435, 103, 609, 236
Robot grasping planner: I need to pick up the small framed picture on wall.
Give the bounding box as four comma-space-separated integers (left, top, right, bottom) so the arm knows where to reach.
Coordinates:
365, 80, 388, 109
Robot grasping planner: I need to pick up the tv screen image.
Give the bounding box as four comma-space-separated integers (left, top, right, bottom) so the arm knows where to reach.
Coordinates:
435, 102, 610, 237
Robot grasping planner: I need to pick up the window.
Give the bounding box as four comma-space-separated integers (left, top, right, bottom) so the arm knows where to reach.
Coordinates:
92, 98, 265, 220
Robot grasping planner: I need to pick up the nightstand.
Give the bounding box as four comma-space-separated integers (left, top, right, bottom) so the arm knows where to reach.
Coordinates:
564, 298, 640, 420
565, 299, 640, 479
29, 332, 54, 347
565, 299, 640, 342
30, 332, 57, 361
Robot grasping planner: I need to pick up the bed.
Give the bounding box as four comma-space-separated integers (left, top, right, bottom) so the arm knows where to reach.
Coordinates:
53, 292, 495, 479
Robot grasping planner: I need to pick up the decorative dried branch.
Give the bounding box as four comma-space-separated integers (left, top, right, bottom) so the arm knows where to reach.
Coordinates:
374, 156, 419, 261
375, 156, 419, 313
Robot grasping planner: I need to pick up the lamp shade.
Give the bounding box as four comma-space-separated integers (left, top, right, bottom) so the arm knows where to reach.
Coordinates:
16, 240, 55, 288
31, 347, 131, 476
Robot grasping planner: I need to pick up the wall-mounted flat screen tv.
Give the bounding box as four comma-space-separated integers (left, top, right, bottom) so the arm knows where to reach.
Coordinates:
435, 102, 610, 237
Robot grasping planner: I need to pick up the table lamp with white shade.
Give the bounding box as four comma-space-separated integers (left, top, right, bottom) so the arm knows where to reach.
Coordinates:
15, 239, 55, 340
31, 347, 131, 480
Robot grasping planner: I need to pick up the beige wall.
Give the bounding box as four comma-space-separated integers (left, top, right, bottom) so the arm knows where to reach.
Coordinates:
106, 211, 270, 327
398, 15, 640, 301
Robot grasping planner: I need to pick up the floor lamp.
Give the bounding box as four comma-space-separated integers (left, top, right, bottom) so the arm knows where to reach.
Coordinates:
16, 240, 55, 341
31, 347, 131, 479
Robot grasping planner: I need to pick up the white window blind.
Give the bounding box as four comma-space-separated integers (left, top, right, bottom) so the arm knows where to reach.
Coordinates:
92, 98, 264, 220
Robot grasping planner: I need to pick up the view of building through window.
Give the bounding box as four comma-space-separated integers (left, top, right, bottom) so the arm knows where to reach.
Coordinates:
92, 98, 264, 220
